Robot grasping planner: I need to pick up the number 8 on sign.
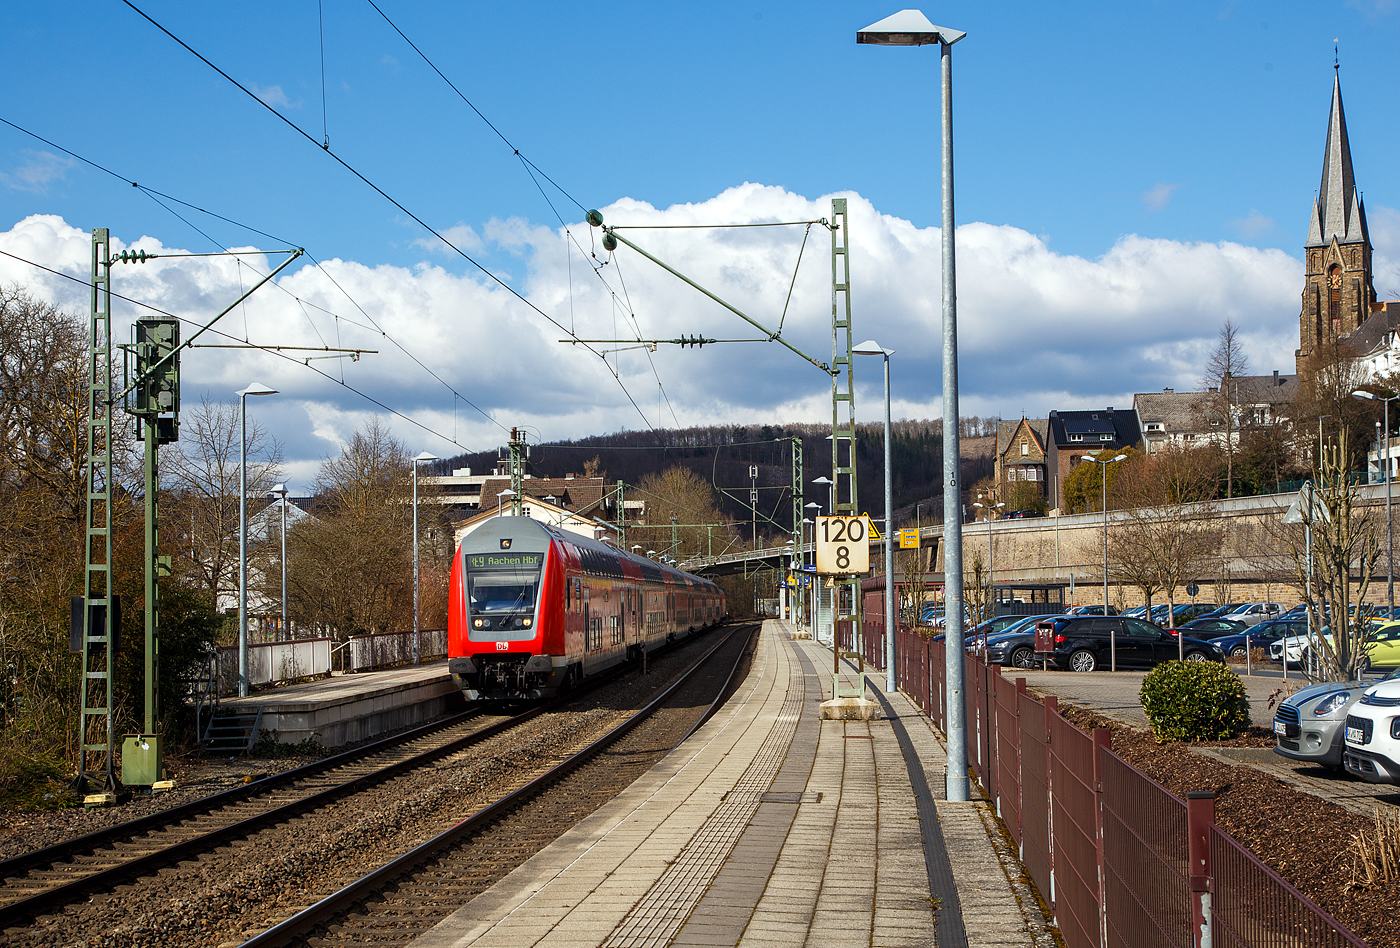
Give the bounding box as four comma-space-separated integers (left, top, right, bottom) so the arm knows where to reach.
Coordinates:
815, 515, 871, 575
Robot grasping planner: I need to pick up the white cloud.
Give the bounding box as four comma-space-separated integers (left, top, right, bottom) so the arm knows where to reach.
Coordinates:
1142, 182, 1181, 210
413, 223, 482, 255
0, 187, 1319, 474
1228, 209, 1275, 237
0, 149, 76, 194
249, 83, 295, 109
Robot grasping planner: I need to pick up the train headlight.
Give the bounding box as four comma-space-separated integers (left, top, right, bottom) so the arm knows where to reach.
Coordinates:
522, 617, 533, 627
473, 618, 487, 629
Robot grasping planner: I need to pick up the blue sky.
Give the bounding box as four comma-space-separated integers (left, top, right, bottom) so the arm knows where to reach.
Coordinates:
1, 2, 1397, 482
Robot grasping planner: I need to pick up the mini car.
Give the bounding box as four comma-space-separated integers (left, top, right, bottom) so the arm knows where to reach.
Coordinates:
1342, 671, 1400, 783
1273, 678, 1374, 770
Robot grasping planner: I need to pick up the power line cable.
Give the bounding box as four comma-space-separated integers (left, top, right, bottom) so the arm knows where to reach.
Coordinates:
121, 0, 661, 441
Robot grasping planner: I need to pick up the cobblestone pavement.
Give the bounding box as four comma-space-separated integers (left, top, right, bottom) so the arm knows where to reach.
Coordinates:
1007, 668, 1400, 817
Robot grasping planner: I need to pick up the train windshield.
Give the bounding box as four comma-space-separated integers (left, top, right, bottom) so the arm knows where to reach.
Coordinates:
464, 551, 544, 615
469, 572, 539, 613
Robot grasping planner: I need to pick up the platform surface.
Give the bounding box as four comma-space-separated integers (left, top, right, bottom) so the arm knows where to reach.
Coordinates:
411, 620, 1045, 948
221, 660, 453, 712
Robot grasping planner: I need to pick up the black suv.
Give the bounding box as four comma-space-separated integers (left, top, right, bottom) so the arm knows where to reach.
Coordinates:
1046, 616, 1224, 671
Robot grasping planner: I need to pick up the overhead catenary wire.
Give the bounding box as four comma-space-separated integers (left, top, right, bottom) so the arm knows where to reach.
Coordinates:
120, 0, 662, 441
0, 112, 505, 435
0, 247, 473, 451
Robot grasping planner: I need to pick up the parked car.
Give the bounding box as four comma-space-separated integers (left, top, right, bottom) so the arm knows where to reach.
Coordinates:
1267, 620, 1330, 665
1342, 670, 1400, 783
1223, 602, 1285, 627
963, 613, 1035, 643
1173, 603, 1219, 623
1003, 509, 1045, 519
1202, 602, 1248, 619
978, 616, 1074, 668
1178, 617, 1248, 638
1274, 673, 1384, 770
1038, 616, 1223, 671
1362, 622, 1400, 671
1205, 627, 1284, 659
1065, 604, 1119, 616
1121, 606, 1148, 619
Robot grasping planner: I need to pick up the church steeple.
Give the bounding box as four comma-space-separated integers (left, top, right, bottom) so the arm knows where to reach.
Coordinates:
1305, 70, 1368, 249
1296, 68, 1377, 373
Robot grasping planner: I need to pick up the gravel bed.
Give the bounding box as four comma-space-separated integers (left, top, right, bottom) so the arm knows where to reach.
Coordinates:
9, 626, 743, 948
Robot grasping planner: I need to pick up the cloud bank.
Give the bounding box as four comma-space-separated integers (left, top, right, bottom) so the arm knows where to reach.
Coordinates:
0, 184, 1318, 484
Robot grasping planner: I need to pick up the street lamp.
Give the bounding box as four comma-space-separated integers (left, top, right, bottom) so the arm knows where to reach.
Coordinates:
1354, 389, 1396, 616
496, 487, 517, 518
971, 499, 1005, 649
268, 483, 289, 641
412, 451, 439, 667
1084, 452, 1127, 669
237, 382, 277, 698
811, 476, 834, 514
807, 489, 833, 646
859, 7, 967, 801
853, 339, 897, 692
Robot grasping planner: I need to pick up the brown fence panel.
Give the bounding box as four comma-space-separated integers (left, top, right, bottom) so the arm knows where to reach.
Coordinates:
1018, 690, 1052, 906
1100, 750, 1190, 948
1209, 826, 1368, 948
994, 673, 1023, 848
1049, 712, 1103, 948
932, 638, 945, 731
965, 653, 988, 791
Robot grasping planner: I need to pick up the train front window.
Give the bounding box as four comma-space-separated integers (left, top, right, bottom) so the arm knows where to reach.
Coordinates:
469, 573, 539, 614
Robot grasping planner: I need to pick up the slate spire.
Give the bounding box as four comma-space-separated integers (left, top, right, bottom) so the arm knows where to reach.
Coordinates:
1306, 69, 1367, 248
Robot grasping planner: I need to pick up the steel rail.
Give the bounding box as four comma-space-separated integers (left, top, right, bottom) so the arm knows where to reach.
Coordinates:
239, 622, 758, 948
0, 626, 723, 928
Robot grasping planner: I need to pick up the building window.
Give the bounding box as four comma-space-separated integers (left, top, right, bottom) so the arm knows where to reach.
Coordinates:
1069, 433, 1083, 442
1021, 440, 1028, 456
1100, 434, 1112, 441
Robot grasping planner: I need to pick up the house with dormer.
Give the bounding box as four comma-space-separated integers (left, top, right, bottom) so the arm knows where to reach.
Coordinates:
993, 418, 1050, 505
1046, 408, 1142, 512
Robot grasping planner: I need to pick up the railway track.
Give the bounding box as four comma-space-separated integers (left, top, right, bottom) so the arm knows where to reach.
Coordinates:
1, 622, 751, 948
243, 621, 758, 948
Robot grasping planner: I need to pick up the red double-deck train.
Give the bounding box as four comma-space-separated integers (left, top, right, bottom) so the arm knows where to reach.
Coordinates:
447, 517, 726, 701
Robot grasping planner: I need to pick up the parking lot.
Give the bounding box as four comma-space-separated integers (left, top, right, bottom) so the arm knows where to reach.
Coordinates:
1007, 668, 1400, 817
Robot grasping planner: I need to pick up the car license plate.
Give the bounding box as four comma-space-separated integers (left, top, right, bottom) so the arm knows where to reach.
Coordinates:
1273, 720, 1287, 736
1346, 726, 1365, 744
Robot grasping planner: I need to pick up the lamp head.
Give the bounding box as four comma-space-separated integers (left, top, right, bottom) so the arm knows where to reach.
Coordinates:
238, 382, 277, 397
414, 451, 439, 462
857, 10, 965, 46
812, 476, 833, 486
851, 339, 894, 356
269, 482, 287, 497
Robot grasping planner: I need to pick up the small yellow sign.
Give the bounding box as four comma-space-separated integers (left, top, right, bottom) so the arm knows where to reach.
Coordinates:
898, 529, 920, 549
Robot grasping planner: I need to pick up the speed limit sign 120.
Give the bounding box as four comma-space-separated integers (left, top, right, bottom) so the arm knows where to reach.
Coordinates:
815, 515, 872, 575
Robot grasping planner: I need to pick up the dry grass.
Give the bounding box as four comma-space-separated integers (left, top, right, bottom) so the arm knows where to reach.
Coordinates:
1351, 806, 1400, 889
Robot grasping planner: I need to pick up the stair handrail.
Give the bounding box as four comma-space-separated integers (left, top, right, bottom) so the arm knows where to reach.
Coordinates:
194, 651, 222, 742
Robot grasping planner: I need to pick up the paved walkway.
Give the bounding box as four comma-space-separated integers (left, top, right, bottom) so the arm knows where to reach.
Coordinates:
411, 620, 1048, 948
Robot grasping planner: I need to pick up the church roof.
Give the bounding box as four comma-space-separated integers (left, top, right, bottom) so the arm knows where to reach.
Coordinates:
1306, 70, 1368, 248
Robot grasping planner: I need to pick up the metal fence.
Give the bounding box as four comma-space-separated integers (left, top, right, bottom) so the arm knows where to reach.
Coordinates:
213, 637, 333, 695
347, 628, 447, 672
874, 616, 1369, 948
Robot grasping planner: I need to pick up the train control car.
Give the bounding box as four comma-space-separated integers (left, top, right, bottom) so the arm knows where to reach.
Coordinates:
447, 516, 726, 701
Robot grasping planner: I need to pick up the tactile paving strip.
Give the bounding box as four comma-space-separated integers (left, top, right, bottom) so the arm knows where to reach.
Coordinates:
602, 647, 807, 948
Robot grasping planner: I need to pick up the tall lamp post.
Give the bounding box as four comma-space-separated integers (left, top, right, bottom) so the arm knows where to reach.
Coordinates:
496, 487, 517, 518
859, 8, 967, 800
412, 451, 439, 667
853, 340, 897, 692
237, 382, 277, 698
268, 483, 289, 640
1084, 452, 1127, 669
805, 505, 820, 631
1353, 389, 1396, 616
971, 499, 1004, 654
810, 479, 835, 646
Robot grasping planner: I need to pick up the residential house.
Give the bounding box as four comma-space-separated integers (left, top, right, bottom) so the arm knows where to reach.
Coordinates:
1045, 408, 1142, 512
992, 418, 1050, 507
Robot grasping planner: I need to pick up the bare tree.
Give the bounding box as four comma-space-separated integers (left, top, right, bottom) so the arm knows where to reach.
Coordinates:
162, 396, 284, 611
1286, 431, 1380, 682
630, 466, 736, 560
1200, 319, 1249, 499
288, 418, 417, 638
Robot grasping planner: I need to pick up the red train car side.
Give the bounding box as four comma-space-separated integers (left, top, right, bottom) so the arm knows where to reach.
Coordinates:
447, 517, 725, 701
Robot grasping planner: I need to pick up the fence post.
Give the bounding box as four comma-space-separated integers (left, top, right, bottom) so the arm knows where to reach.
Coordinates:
989, 663, 1002, 805
1092, 727, 1112, 948
1187, 791, 1216, 948
1044, 694, 1058, 912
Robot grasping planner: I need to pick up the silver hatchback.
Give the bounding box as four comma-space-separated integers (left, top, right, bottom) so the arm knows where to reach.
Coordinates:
1273, 680, 1370, 769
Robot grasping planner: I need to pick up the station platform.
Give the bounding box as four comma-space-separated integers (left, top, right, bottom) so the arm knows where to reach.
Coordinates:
411, 619, 1049, 948
219, 660, 464, 747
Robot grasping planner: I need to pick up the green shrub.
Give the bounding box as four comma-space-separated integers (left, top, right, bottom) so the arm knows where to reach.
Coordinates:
1139, 661, 1250, 742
